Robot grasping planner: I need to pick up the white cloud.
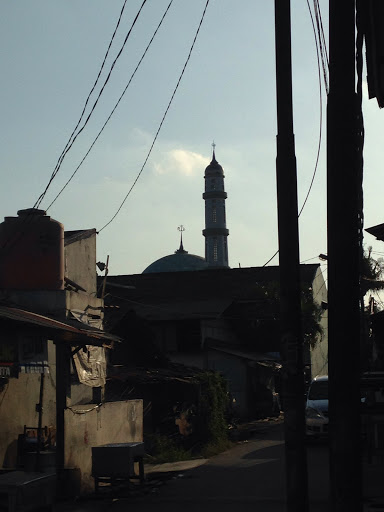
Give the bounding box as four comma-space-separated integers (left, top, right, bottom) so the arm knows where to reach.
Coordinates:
154, 149, 209, 176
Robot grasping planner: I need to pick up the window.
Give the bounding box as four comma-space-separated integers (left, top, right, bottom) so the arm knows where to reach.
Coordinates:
213, 238, 218, 262
212, 207, 217, 223
211, 179, 216, 190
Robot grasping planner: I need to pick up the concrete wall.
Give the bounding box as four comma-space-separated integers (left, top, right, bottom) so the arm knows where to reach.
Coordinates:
1, 290, 66, 316
65, 233, 97, 294
201, 318, 238, 347
310, 266, 329, 378
0, 341, 57, 468
64, 399, 143, 492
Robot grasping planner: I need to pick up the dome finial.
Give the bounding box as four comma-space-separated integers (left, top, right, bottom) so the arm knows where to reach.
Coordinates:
212, 140, 217, 162
175, 225, 187, 254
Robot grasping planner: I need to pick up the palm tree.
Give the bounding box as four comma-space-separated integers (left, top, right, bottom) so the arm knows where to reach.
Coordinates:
361, 247, 384, 301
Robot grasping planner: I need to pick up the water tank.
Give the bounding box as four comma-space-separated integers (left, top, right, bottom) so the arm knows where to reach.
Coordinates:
0, 208, 64, 290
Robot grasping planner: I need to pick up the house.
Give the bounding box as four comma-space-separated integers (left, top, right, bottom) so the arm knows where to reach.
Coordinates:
102, 263, 328, 419
0, 209, 143, 494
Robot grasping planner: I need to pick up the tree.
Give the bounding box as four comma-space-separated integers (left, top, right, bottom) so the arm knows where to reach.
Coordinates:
361, 247, 384, 308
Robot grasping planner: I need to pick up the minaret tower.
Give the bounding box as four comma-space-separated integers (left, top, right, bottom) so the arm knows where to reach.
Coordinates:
202, 144, 229, 267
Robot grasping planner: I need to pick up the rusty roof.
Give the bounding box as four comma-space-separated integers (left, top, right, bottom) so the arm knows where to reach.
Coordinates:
0, 305, 121, 345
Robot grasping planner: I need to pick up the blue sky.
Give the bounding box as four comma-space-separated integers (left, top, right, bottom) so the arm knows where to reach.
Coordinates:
1, 1, 384, 292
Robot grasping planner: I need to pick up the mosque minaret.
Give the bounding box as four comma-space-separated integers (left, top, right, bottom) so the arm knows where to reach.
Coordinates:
202, 146, 229, 268
143, 145, 229, 273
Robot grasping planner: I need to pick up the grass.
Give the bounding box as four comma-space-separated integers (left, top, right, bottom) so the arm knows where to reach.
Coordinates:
145, 433, 234, 463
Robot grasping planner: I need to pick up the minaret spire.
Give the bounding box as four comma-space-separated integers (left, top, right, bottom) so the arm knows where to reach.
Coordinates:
212, 140, 216, 161
202, 147, 229, 268
175, 225, 187, 254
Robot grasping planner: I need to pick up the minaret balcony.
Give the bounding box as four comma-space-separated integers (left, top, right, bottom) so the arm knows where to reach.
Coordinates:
202, 191, 227, 200
202, 227, 229, 237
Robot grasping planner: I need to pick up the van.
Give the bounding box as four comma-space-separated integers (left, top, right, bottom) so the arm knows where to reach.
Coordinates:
306, 375, 328, 437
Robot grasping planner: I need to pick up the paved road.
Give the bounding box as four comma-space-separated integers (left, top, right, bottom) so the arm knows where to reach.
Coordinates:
54, 422, 384, 511
55, 424, 333, 512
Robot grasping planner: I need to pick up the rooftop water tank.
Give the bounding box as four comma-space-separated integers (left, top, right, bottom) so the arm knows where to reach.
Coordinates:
0, 208, 64, 290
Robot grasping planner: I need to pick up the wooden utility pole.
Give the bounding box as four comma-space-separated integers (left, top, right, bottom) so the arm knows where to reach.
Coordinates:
327, 1, 362, 511
274, 1, 309, 511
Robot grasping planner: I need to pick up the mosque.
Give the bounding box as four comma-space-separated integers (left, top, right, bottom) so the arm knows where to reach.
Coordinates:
142, 148, 229, 273
103, 148, 329, 419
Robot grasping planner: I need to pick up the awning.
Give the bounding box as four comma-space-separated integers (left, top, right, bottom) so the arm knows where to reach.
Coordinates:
0, 305, 121, 346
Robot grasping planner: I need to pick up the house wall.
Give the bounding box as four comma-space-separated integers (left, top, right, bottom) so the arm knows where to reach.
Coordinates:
64, 399, 143, 493
2, 290, 66, 316
201, 318, 238, 346
310, 266, 329, 378
0, 340, 57, 468
65, 234, 97, 294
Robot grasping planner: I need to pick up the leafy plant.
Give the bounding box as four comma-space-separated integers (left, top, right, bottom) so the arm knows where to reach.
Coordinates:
196, 371, 229, 444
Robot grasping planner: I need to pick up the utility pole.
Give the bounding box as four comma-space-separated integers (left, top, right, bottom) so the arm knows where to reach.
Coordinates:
55, 340, 70, 496
274, 1, 309, 511
327, 1, 362, 511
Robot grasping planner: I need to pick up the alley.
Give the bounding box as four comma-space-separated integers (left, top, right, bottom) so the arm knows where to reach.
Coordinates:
55, 424, 333, 512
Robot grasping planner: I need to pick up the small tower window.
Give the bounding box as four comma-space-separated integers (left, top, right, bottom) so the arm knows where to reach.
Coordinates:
211, 179, 216, 190
212, 207, 217, 223
213, 238, 218, 262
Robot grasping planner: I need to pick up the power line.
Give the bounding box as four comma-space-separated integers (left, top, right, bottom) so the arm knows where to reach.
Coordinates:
35, 0, 147, 208
300, 255, 324, 264
262, 0, 328, 267
298, 0, 326, 217
312, 0, 329, 95
98, 0, 211, 233
39, 0, 129, 209
46, 0, 174, 211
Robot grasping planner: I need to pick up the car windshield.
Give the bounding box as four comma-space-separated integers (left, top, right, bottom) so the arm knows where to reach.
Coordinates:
308, 381, 328, 400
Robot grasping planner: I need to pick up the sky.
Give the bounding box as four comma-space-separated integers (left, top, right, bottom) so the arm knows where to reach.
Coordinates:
1, 1, 384, 293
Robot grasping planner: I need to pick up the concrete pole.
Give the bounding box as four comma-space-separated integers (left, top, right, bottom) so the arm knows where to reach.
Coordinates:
274, 1, 309, 510
327, 1, 362, 510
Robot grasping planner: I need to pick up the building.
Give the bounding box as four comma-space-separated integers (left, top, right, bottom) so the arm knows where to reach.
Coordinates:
102, 150, 328, 419
0, 209, 142, 493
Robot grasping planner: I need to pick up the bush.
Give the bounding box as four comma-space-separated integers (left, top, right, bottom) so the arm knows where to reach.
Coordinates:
145, 433, 191, 463
196, 371, 229, 444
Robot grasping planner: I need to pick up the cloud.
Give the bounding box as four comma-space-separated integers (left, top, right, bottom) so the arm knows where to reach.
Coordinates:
154, 149, 209, 176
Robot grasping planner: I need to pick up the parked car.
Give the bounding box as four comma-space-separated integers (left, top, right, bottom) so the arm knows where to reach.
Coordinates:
305, 375, 328, 437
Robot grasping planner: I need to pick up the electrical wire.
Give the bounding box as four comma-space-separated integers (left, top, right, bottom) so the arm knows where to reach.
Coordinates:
262, 0, 328, 267
312, 0, 329, 95
298, 0, 325, 217
300, 255, 324, 264
34, 0, 147, 208
36, 0, 129, 210
98, 0, 211, 233
46, 0, 174, 211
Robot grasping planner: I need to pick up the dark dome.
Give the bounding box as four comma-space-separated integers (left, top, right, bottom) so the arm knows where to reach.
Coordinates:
143, 252, 208, 274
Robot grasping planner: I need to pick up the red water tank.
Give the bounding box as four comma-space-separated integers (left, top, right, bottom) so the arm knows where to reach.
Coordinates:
0, 208, 65, 290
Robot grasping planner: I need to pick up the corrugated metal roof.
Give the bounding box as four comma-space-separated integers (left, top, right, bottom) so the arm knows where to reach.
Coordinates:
366, 223, 384, 241
0, 305, 121, 345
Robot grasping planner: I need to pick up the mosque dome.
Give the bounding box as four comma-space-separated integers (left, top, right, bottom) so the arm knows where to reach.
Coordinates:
142, 252, 208, 274
142, 233, 208, 274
